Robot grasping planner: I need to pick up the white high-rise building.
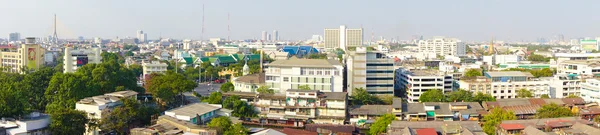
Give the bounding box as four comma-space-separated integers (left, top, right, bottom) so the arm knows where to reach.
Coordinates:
136, 30, 146, 43
273, 30, 279, 41
417, 37, 462, 56
261, 31, 268, 41
265, 59, 344, 93
324, 25, 363, 50
267, 34, 272, 41
63, 47, 102, 73
182, 39, 193, 50
94, 37, 102, 44
8, 32, 20, 42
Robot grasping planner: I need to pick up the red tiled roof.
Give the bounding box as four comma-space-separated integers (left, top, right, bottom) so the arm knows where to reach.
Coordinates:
500, 124, 525, 130
282, 128, 318, 135
528, 99, 546, 105
502, 105, 541, 115
416, 128, 437, 135
562, 98, 585, 105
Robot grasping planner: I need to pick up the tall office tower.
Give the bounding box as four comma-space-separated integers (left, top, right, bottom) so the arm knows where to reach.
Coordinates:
0, 37, 45, 73
273, 30, 279, 41
8, 33, 20, 42
261, 31, 267, 41
182, 39, 193, 50
141, 33, 147, 43
417, 36, 462, 56
267, 34, 272, 41
346, 47, 395, 96
324, 25, 363, 50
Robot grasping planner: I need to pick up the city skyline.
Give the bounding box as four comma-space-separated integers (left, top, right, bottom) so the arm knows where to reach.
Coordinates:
2, 0, 600, 42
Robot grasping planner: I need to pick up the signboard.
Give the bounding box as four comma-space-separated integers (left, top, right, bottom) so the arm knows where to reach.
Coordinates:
27, 48, 36, 69
76, 57, 89, 67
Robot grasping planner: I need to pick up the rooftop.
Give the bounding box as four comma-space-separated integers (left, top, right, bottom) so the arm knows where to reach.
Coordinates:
485, 71, 533, 77
349, 105, 391, 115
320, 92, 347, 100
561, 59, 600, 67
235, 73, 265, 84
499, 123, 525, 130
267, 59, 342, 68
165, 103, 220, 117
387, 121, 483, 135
403, 69, 444, 76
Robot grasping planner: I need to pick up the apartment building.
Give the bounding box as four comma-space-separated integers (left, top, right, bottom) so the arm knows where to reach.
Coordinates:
0, 37, 45, 73
483, 55, 521, 65
76, 91, 138, 135
417, 37, 463, 56
544, 74, 581, 98
233, 73, 265, 93
554, 53, 600, 65
164, 103, 221, 125
0, 112, 50, 135
580, 78, 600, 103
233, 90, 348, 127
459, 71, 550, 99
324, 25, 363, 50
265, 59, 344, 93
347, 47, 395, 95
556, 59, 600, 78
395, 68, 454, 102
141, 61, 168, 78
63, 47, 102, 73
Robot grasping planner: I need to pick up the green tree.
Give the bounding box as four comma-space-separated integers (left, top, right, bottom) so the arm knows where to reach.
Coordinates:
99, 99, 159, 134
147, 71, 197, 108
224, 123, 249, 135
379, 95, 395, 105
535, 103, 573, 118
529, 68, 553, 78
516, 89, 533, 98
45, 73, 100, 113
472, 92, 496, 104
464, 69, 482, 77
298, 85, 311, 90
49, 108, 89, 135
0, 87, 30, 118
101, 52, 125, 64
351, 87, 382, 105
125, 51, 134, 56
232, 100, 257, 118
129, 64, 143, 77
220, 82, 234, 92
368, 113, 396, 135
203, 92, 223, 104
447, 89, 474, 102
528, 53, 551, 62
482, 108, 517, 135
540, 94, 550, 98
208, 116, 232, 133
419, 89, 445, 102
223, 95, 240, 109
19, 67, 56, 112
256, 85, 274, 94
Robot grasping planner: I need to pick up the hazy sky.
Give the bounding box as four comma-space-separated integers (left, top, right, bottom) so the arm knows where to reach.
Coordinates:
2, 0, 599, 41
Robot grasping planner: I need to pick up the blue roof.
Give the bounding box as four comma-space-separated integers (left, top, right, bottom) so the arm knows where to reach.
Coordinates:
282, 45, 318, 56
282, 46, 299, 55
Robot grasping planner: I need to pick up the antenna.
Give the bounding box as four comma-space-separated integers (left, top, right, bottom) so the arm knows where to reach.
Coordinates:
228, 13, 230, 41
202, 4, 205, 41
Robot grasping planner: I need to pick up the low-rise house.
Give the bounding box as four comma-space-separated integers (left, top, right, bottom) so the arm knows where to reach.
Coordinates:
349, 105, 391, 126
498, 117, 593, 134
233, 73, 265, 93
164, 103, 221, 125
0, 112, 50, 135
483, 98, 585, 119
313, 92, 347, 125
75, 90, 138, 135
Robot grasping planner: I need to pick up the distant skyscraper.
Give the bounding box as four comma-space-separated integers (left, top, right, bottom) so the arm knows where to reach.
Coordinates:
417, 37, 462, 56
261, 31, 267, 41
8, 32, 20, 42
136, 30, 146, 43
324, 25, 363, 50
267, 34, 272, 41
273, 30, 279, 41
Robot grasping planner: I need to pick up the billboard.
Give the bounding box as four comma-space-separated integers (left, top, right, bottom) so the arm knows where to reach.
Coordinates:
77, 57, 89, 67
27, 48, 36, 69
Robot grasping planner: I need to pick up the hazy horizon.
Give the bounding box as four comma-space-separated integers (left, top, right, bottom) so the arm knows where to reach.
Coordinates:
2, 0, 600, 42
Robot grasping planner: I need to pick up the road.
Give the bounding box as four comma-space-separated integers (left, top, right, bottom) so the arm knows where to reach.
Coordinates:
194, 83, 222, 96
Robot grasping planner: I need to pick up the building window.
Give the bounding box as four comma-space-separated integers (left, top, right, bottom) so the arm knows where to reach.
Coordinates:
324, 71, 331, 75
283, 77, 289, 82
334, 71, 339, 75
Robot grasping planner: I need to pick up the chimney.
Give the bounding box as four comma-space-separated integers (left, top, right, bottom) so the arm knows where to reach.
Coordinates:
25, 37, 35, 44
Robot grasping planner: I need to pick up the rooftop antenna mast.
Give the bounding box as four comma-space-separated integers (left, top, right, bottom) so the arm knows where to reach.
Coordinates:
227, 13, 230, 41
202, 4, 205, 41
52, 14, 59, 45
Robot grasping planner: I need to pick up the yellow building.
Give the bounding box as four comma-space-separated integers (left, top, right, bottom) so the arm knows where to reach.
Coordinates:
0, 37, 44, 73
